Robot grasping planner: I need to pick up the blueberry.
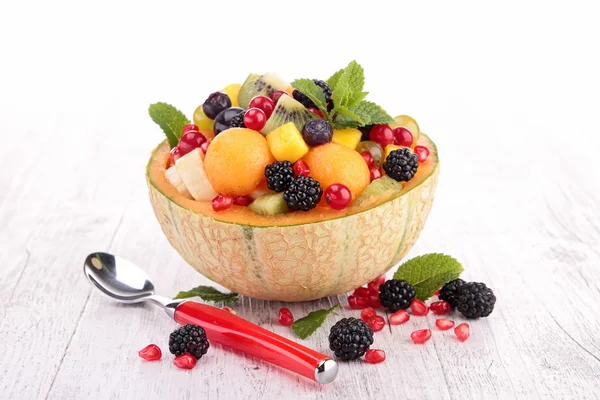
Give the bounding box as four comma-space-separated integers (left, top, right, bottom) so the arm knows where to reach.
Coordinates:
202, 92, 232, 120
213, 107, 245, 135
302, 120, 333, 146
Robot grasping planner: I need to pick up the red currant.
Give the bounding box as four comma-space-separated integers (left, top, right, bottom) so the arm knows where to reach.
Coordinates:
293, 159, 310, 177
353, 287, 370, 298
361, 151, 374, 166
360, 307, 377, 323
212, 194, 233, 212
393, 127, 413, 147
174, 353, 197, 369
179, 131, 207, 156
367, 294, 382, 308
308, 108, 325, 118
138, 344, 162, 361
182, 123, 200, 135
200, 140, 210, 155
365, 349, 386, 364
324, 184, 352, 210
430, 300, 451, 315
410, 329, 432, 344
348, 295, 367, 309
367, 315, 385, 332
249, 96, 275, 119
243, 108, 267, 131
170, 146, 182, 166
233, 196, 252, 206
435, 318, 455, 331
414, 145, 430, 162
454, 323, 470, 342
278, 307, 294, 326
270, 90, 288, 103
369, 124, 394, 147
369, 166, 382, 181
410, 299, 429, 316
389, 309, 410, 325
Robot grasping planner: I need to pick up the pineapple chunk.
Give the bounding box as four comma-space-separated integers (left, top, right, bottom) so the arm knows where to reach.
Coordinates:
266, 122, 309, 163
384, 144, 403, 161
332, 128, 362, 150
221, 83, 241, 107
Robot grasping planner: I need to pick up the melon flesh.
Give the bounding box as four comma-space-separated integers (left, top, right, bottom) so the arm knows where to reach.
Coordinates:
146, 134, 439, 301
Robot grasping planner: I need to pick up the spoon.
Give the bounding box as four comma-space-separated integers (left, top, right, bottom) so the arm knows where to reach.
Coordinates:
83, 252, 338, 384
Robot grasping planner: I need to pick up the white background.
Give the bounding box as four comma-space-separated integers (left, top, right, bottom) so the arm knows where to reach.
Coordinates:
1, 1, 599, 399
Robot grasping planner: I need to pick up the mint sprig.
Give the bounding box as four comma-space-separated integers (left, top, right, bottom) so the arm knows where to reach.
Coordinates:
173, 285, 238, 303
393, 254, 464, 301
292, 304, 340, 339
149, 102, 190, 148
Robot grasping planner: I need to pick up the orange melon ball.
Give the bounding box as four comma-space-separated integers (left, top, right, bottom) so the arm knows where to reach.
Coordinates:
204, 128, 274, 196
304, 143, 370, 199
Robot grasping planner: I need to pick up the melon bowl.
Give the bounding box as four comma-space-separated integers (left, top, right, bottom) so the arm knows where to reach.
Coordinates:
146, 134, 439, 302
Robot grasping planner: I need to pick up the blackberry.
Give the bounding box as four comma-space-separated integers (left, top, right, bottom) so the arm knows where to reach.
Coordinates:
283, 175, 322, 211
202, 91, 232, 119
302, 119, 333, 146
168, 324, 210, 359
439, 279, 465, 308
328, 317, 374, 361
379, 279, 415, 312
383, 148, 419, 182
229, 110, 246, 128
358, 124, 374, 141
292, 79, 334, 111
456, 282, 496, 318
265, 161, 294, 192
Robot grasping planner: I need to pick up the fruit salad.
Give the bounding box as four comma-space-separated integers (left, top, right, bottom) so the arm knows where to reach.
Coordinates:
149, 61, 433, 217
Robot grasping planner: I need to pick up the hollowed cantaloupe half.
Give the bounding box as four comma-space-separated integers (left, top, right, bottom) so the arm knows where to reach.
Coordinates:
147, 134, 439, 301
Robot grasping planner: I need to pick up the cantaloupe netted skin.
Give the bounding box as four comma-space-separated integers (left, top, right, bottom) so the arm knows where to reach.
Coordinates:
147, 135, 439, 301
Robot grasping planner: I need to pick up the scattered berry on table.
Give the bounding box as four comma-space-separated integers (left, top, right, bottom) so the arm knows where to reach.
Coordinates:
456, 282, 496, 318
138, 344, 162, 361
393, 127, 413, 147
174, 353, 197, 369
365, 349, 386, 364
369, 124, 395, 147
222, 306, 237, 315
354, 287, 370, 298
430, 300, 451, 315
278, 307, 294, 326
182, 123, 200, 135
283, 175, 323, 211
358, 124, 374, 141
213, 107, 245, 135
269, 90, 288, 103
202, 91, 232, 119
435, 318, 455, 331
233, 196, 252, 206
169, 324, 210, 359
439, 279, 466, 308
293, 159, 310, 177
383, 148, 419, 182
329, 317, 374, 361
454, 323, 471, 341
361, 307, 377, 323
212, 194, 234, 212
265, 161, 294, 192
324, 183, 352, 210
367, 295, 382, 308
367, 315, 385, 332
372, 275, 386, 285
410, 329, 432, 344
389, 309, 410, 325
244, 108, 267, 131
249, 95, 275, 119
348, 295, 368, 309
367, 280, 381, 293
178, 131, 207, 156
229, 110, 246, 128
414, 145, 430, 162
379, 279, 416, 312
302, 119, 333, 146
410, 299, 429, 316
361, 151, 374, 166
308, 108, 325, 118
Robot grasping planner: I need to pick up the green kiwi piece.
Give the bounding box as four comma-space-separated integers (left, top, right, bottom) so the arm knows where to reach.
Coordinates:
353, 176, 403, 207
238, 72, 289, 108
249, 193, 289, 215
260, 95, 318, 135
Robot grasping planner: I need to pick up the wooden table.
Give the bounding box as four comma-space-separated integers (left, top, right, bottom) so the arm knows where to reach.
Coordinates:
1, 2, 599, 399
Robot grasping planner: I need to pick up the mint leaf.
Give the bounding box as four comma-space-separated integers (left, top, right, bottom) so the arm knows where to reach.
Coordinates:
334, 106, 363, 123
173, 285, 238, 302
332, 115, 361, 129
393, 254, 464, 300
292, 304, 340, 339
149, 102, 190, 148
291, 79, 331, 122
330, 61, 365, 109
326, 67, 345, 90
332, 100, 394, 129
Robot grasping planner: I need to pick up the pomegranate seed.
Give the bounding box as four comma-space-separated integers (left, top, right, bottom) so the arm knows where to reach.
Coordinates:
212, 194, 234, 212
411, 299, 429, 316
435, 318, 455, 331
367, 281, 381, 293
389, 309, 410, 325
170, 146, 182, 166
325, 183, 352, 210
200, 140, 210, 155
414, 146, 430, 162
178, 131, 207, 156
233, 196, 252, 206
373, 275, 386, 285
454, 323, 470, 342
244, 108, 267, 131
182, 123, 200, 135
369, 124, 394, 147
367, 315, 385, 332
293, 159, 310, 177
430, 300, 451, 315
369, 166, 382, 181
222, 306, 237, 315
367, 295, 382, 308
278, 307, 294, 326
353, 287, 370, 298
138, 344, 162, 361
360, 307, 377, 323
248, 96, 275, 119
365, 349, 386, 364
393, 127, 413, 147
361, 151, 374, 166
270, 90, 288, 103
308, 108, 325, 118
174, 353, 197, 369
348, 295, 368, 309
411, 329, 432, 344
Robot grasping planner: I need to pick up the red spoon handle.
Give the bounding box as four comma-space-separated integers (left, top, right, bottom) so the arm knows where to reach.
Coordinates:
174, 301, 337, 384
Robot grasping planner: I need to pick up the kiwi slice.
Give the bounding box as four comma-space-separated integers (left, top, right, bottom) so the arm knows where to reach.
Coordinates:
261, 95, 318, 135
353, 176, 403, 208
249, 193, 289, 215
238, 72, 289, 108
